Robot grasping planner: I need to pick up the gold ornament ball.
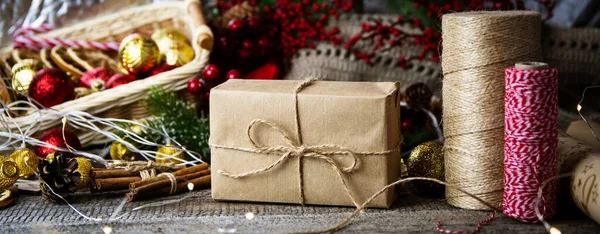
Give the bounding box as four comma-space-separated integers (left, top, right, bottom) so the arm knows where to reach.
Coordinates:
406, 141, 444, 195
72, 157, 92, 188
11, 59, 43, 93
156, 145, 184, 164
110, 141, 137, 161
151, 28, 189, 45
118, 33, 161, 75
9, 149, 39, 179
0, 156, 19, 191
161, 40, 195, 67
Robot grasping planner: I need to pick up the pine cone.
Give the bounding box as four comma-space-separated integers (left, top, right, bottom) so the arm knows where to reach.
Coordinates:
38, 153, 81, 203
218, 1, 260, 28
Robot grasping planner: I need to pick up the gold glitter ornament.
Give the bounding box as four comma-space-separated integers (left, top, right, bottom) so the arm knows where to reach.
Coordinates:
72, 157, 92, 188
118, 33, 161, 75
9, 149, 39, 178
11, 59, 43, 93
156, 144, 184, 164
151, 28, 189, 45
110, 141, 137, 161
0, 156, 19, 191
406, 141, 444, 195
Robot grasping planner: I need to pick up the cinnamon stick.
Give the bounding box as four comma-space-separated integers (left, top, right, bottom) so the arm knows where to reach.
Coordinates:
92, 169, 140, 179
129, 163, 209, 189
131, 169, 211, 193
126, 175, 211, 201
93, 177, 141, 191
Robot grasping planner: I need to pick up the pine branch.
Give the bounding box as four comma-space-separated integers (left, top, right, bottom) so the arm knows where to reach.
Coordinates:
115, 88, 210, 163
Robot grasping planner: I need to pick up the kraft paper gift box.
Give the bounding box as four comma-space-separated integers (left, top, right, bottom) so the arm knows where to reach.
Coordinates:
209, 79, 401, 208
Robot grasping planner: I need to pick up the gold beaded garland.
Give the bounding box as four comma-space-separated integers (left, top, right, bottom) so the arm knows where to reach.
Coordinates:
9, 149, 39, 178
73, 157, 92, 188
0, 156, 19, 191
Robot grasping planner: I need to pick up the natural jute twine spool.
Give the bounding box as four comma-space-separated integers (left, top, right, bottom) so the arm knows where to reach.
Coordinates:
441, 11, 542, 210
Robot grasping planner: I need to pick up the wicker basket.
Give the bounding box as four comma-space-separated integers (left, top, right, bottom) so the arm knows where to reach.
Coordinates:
0, 0, 213, 146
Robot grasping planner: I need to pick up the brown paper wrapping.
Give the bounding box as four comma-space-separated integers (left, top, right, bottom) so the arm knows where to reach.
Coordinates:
570, 151, 600, 224
209, 80, 401, 208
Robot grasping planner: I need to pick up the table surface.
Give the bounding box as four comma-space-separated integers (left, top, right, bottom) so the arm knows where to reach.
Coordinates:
1, 184, 598, 234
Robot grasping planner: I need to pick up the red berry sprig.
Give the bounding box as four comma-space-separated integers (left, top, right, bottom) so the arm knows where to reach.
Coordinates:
346, 0, 555, 68
412, 0, 556, 20
345, 16, 441, 68
267, 0, 353, 58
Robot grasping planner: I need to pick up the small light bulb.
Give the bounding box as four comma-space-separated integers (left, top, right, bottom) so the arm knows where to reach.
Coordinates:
245, 212, 255, 220
187, 182, 194, 191
577, 104, 582, 112
102, 225, 113, 234
549, 227, 561, 234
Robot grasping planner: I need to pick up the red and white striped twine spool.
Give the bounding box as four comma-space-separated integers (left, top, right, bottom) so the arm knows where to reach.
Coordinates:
503, 62, 558, 223
12, 24, 119, 51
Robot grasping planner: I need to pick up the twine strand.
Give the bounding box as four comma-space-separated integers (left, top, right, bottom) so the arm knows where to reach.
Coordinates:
160, 172, 178, 195
441, 11, 542, 210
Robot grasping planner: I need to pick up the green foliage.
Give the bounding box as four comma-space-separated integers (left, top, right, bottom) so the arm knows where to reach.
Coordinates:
116, 88, 210, 163
386, 0, 442, 29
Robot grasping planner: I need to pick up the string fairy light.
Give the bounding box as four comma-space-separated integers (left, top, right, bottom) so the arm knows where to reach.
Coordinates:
110, 182, 196, 221
576, 85, 600, 144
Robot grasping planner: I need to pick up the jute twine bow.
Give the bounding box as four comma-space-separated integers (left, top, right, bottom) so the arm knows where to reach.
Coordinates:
211, 79, 399, 207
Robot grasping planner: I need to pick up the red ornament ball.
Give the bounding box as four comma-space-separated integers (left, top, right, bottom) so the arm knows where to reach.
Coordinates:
36, 127, 82, 158
28, 68, 75, 108
203, 64, 220, 81
80, 67, 114, 91
227, 19, 244, 32
106, 73, 136, 89
226, 70, 242, 80
246, 63, 280, 80
203, 91, 211, 101
150, 64, 178, 76
401, 118, 413, 132
187, 78, 204, 94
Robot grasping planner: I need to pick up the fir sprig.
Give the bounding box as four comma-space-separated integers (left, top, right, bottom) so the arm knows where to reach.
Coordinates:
116, 87, 210, 162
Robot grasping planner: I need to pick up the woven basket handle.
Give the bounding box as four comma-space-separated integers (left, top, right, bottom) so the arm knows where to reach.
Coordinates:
186, 0, 214, 51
